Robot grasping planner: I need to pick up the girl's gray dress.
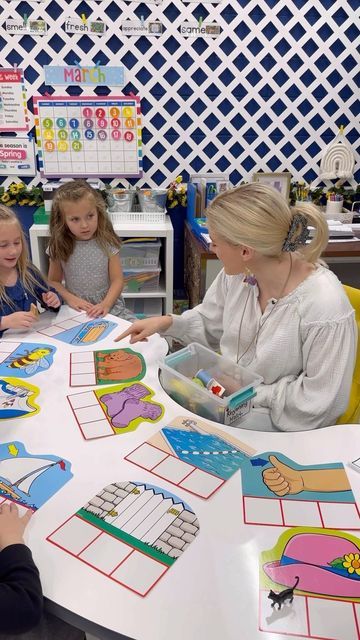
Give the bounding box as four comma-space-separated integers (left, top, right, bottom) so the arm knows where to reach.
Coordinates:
61, 238, 135, 321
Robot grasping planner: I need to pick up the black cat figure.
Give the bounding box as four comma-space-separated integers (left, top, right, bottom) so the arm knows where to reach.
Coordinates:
268, 576, 299, 610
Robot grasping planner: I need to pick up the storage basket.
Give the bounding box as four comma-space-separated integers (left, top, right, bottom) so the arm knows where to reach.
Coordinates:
125, 298, 163, 317
121, 240, 161, 268
123, 266, 161, 293
108, 207, 166, 224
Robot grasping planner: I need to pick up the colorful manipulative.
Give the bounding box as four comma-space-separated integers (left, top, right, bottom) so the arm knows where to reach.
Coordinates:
193, 369, 226, 398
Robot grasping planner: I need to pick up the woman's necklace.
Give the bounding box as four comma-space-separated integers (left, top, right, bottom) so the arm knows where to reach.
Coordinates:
236, 253, 293, 364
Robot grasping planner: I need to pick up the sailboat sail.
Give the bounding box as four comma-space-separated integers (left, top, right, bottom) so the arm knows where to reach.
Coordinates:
0, 457, 56, 495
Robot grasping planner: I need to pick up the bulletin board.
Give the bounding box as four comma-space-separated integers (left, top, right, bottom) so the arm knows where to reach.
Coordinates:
33, 95, 142, 178
0, 1, 358, 188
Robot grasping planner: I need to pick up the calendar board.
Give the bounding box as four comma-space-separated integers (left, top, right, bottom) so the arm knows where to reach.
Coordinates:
33, 95, 142, 178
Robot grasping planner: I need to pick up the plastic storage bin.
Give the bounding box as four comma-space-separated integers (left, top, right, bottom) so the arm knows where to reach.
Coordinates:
126, 298, 163, 317
138, 189, 167, 213
159, 342, 263, 426
123, 266, 161, 293
120, 241, 161, 268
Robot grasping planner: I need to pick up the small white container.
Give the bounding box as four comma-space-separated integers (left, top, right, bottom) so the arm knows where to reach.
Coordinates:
325, 198, 344, 220
120, 241, 161, 268
159, 342, 263, 426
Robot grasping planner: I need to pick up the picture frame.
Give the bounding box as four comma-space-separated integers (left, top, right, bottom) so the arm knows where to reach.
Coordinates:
252, 172, 291, 201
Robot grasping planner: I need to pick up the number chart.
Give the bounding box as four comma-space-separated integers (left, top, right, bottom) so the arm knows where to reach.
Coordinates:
33, 95, 142, 178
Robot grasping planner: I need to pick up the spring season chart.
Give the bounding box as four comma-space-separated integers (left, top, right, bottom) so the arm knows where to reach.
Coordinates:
33, 95, 142, 178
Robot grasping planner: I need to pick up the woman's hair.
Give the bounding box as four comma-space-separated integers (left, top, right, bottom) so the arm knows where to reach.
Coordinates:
206, 182, 329, 264
48, 179, 121, 261
0, 205, 48, 307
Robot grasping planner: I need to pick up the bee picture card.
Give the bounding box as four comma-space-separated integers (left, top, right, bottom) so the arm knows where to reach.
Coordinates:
0, 341, 56, 378
47, 481, 199, 596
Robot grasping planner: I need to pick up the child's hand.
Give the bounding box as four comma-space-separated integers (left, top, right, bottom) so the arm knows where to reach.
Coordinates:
0, 503, 32, 551
42, 291, 61, 309
86, 302, 110, 318
1, 311, 36, 331
66, 293, 94, 314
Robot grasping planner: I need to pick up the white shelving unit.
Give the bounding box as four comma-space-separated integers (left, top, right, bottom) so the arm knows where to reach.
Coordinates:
29, 219, 174, 314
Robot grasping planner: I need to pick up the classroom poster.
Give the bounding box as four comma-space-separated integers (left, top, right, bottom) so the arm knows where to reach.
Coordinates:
0, 138, 36, 176
0, 69, 28, 132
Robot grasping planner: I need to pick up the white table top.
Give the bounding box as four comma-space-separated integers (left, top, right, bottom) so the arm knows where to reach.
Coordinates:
1, 306, 359, 640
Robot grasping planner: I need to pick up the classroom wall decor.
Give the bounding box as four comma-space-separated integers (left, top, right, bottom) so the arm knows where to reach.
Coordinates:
0, 0, 359, 188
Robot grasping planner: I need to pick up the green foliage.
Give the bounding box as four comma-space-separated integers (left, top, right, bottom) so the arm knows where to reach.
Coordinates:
0, 182, 44, 207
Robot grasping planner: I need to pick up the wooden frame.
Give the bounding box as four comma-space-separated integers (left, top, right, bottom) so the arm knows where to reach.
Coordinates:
252, 172, 291, 201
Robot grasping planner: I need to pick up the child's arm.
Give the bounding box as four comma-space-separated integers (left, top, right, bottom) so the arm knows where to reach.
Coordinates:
0, 503, 43, 634
87, 253, 124, 318
0, 312, 36, 333
48, 259, 93, 313
29, 264, 61, 311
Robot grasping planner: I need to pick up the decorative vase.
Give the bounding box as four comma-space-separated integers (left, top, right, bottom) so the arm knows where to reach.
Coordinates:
12, 205, 38, 259
167, 205, 187, 292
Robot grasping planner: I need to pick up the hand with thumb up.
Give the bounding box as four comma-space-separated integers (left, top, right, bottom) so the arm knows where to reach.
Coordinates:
262, 455, 304, 496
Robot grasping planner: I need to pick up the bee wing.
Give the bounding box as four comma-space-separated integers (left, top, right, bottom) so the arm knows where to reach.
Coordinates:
24, 363, 39, 375
38, 358, 50, 369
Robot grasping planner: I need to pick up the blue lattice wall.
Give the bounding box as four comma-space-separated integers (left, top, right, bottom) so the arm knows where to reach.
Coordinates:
0, 0, 359, 188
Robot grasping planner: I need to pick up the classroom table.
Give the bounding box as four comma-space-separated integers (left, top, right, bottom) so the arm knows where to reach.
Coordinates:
1, 306, 359, 640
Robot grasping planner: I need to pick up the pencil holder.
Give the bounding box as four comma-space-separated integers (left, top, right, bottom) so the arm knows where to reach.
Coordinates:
325, 198, 343, 220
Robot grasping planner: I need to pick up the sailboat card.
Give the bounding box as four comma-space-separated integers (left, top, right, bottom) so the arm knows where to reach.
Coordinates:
47, 481, 199, 596
125, 416, 255, 499
0, 441, 72, 510
0, 378, 40, 420
0, 341, 56, 378
69, 348, 146, 387
37, 312, 117, 345
242, 453, 360, 530
259, 527, 360, 640
67, 382, 164, 440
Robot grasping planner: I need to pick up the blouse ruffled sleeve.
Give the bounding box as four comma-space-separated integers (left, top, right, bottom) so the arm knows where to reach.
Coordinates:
254, 311, 357, 431
164, 270, 228, 351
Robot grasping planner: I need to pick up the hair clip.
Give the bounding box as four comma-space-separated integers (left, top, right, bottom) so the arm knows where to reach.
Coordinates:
282, 214, 310, 252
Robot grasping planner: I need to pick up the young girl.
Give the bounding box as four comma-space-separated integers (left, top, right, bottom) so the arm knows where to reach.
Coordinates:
48, 180, 135, 321
0, 205, 61, 337
116, 183, 356, 432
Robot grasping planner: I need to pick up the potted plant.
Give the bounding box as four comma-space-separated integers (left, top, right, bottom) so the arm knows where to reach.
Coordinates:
0, 182, 44, 257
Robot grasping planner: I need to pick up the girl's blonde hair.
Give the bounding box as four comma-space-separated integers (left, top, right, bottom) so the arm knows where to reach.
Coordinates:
0, 205, 48, 307
207, 182, 329, 264
48, 180, 121, 261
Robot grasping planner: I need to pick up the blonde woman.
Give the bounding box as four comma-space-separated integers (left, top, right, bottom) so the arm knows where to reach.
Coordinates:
116, 183, 356, 432
0, 205, 61, 337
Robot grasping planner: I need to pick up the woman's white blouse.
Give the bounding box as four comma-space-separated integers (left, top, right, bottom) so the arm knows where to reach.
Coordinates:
166, 266, 357, 432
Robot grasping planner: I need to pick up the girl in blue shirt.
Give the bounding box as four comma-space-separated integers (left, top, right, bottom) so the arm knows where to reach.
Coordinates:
0, 205, 61, 337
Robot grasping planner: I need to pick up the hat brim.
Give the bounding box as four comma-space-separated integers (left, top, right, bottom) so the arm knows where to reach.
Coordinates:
264, 560, 360, 599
